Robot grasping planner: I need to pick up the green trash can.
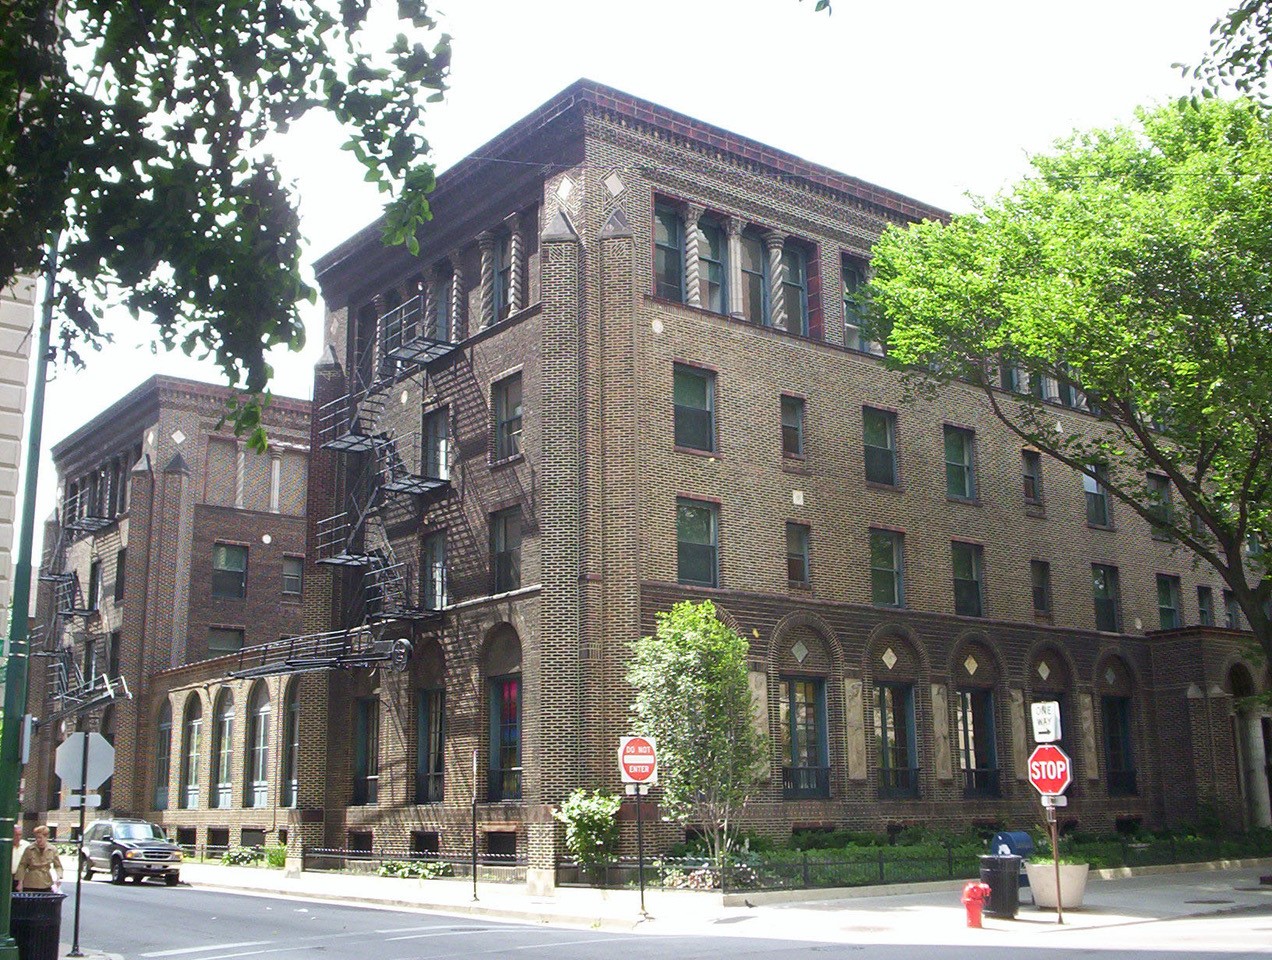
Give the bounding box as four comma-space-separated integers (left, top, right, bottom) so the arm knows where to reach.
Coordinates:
979, 855, 1022, 919
10, 891, 66, 960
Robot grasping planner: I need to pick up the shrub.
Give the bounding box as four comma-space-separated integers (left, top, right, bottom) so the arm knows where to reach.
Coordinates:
221, 846, 264, 867
264, 845, 287, 869
554, 789, 621, 866
378, 859, 454, 879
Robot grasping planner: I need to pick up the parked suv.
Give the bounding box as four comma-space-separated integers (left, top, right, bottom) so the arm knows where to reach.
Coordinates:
80, 818, 182, 885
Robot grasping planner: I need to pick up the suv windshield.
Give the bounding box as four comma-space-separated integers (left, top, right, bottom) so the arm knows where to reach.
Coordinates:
114, 823, 167, 841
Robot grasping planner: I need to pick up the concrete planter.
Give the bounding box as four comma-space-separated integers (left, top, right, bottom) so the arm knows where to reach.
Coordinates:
1025, 861, 1090, 908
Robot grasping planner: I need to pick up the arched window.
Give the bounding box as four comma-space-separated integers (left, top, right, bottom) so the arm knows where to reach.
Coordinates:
282, 680, 299, 808
1098, 657, 1137, 797
245, 683, 270, 808
484, 625, 522, 802
153, 702, 172, 811
179, 697, 202, 809
211, 691, 234, 809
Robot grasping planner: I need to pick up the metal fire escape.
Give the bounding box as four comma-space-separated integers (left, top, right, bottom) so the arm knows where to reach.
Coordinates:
231, 293, 456, 680
35, 486, 131, 724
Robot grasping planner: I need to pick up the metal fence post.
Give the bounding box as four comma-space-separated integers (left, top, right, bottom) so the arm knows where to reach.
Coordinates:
945, 840, 953, 878
802, 851, 809, 888
877, 848, 885, 884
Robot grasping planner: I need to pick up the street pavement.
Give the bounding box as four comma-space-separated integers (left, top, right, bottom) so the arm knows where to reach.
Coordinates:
57, 857, 1272, 958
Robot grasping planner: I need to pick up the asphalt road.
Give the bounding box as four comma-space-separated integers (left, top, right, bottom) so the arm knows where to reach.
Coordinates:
63, 876, 1272, 960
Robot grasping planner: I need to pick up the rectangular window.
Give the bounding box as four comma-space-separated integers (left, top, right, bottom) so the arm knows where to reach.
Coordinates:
490, 508, 521, 594
673, 364, 715, 452
1022, 450, 1043, 505
1092, 564, 1122, 632
699, 220, 727, 313
153, 715, 171, 811
677, 498, 719, 587
1147, 474, 1173, 540
208, 628, 244, 654
352, 697, 379, 806
282, 556, 303, 597
1224, 590, 1241, 628
843, 257, 876, 352
423, 407, 449, 480
944, 426, 976, 500
869, 530, 904, 607
782, 245, 809, 336
1197, 585, 1215, 626
1157, 574, 1181, 630
114, 548, 126, 602
780, 395, 805, 457
786, 523, 810, 585
1031, 559, 1053, 616
430, 272, 452, 342
1084, 466, 1111, 527
740, 232, 767, 324
863, 407, 897, 486
957, 689, 998, 797
488, 676, 521, 801
212, 543, 248, 599
876, 683, 918, 798
87, 560, 102, 610
1000, 359, 1022, 393
492, 374, 523, 461
951, 542, 984, 617
1102, 695, 1137, 796
654, 203, 684, 301
422, 531, 446, 610
416, 689, 444, 804
780, 677, 829, 798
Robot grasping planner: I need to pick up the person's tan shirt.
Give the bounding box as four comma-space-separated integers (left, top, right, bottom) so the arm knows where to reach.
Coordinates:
16, 844, 62, 890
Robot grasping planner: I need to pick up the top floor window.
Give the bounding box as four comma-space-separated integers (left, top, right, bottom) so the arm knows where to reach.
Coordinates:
494, 233, 513, 320
782, 245, 809, 336
654, 203, 684, 301
423, 407, 449, 480
212, 544, 248, 600
740, 231, 767, 324
493, 374, 523, 461
673, 364, 715, 452
699, 220, 727, 314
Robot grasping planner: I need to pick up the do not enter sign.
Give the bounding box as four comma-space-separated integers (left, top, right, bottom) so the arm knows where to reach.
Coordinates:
618, 736, 658, 785
1028, 743, 1073, 796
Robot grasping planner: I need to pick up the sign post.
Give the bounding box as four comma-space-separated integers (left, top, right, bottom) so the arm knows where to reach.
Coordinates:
55, 730, 115, 958
1027, 742, 1072, 925
618, 737, 657, 918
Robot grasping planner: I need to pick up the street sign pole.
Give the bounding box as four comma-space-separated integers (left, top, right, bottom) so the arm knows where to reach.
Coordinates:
470, 748, 478, 903
1047, 804, 1063, 926
68, 722, 91, 957
636, 783, 647, 918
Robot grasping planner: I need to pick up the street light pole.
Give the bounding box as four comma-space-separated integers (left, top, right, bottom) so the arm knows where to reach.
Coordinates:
0, 241, 58, 960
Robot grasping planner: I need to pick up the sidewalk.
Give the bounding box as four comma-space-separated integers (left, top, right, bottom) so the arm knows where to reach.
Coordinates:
173, 856, 1272, 945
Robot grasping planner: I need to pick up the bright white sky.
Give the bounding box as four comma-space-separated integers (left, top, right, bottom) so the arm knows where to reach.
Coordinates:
27, 0, 1235, 552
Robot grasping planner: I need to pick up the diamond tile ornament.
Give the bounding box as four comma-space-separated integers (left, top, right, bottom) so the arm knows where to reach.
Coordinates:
792, 640, 809, 664
555, 177, 575, 203
1037, 661, 1051, 681
1105, 667, 1117, 686
171, 430, 186, 445
603, 172, 625, 197
882, 647, 897, 670
964, 655, 978, 676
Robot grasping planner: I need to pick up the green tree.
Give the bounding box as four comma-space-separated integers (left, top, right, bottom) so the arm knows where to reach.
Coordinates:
868, 97, 1272, 662
1, 0, 449, 439
554, 789, 621, 868
1190, 1, 1272, 106
627, 600, 767, 876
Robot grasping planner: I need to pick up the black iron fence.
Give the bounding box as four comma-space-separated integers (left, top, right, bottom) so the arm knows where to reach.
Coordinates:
301, 846, 526, 882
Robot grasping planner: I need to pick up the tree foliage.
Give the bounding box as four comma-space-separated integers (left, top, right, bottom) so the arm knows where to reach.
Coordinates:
868, 97, 1272, 661
554, 789, 621, 867
627, 600, 767, 872
0, 0, 449, 437
1189, 1, 1272, 106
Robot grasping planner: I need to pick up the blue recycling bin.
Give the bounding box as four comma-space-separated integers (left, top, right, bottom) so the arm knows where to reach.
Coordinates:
990, 832, 1035, 890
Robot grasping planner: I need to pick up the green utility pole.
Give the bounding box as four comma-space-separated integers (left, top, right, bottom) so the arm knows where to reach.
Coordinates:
0, 241, 58, 959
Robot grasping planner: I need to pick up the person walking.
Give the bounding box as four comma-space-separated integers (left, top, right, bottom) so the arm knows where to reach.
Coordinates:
15, 826, 62, 893
10, 824, 27, 891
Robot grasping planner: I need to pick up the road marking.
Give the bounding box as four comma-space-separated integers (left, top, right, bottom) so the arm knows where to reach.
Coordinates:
384, 928, 504, 942
512, 937, 637, 951
141, 944, 273, 958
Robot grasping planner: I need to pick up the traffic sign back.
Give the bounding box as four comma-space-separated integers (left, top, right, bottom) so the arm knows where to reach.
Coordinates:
55, 732, 116, 790
1027, 743, 1072, 796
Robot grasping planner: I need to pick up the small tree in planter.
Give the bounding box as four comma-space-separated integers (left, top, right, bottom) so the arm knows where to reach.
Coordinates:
555, 789, 622, 884
1026, 831, 1090, 909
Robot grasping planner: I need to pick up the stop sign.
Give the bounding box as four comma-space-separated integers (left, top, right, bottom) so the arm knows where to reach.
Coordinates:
618, 736, 658, 785
1027, 743, 1072, 796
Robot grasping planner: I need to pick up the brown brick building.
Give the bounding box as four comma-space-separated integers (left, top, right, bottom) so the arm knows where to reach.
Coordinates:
23, 375, 311, 851
26, 82, 1269, 889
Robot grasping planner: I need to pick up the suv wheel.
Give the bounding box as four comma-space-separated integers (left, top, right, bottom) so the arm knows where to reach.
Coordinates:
165, 872, 179, 887
80, 857, 93, 881
110, 858, 127, 885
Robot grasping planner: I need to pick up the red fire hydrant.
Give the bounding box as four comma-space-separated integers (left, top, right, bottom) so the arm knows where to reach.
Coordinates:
962, 880, 992, 928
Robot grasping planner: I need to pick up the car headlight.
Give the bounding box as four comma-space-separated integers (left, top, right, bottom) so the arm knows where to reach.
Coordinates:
172, 852, 183, 862
124, 850, 141, 859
